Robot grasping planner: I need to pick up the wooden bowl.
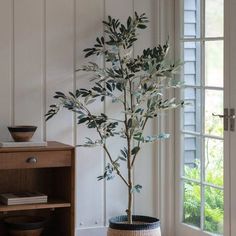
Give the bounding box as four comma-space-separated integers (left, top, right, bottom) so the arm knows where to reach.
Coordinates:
8, 126, 37, 142
4, 215, 46, 236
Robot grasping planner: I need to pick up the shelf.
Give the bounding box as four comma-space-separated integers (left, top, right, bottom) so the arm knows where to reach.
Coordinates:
0, 199, 71, 212
0, 142, 75, 235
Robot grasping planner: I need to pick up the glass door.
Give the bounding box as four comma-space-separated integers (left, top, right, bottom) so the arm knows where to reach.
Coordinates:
175, 0, 228, 235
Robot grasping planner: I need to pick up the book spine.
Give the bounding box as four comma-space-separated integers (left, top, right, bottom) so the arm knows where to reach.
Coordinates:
7, 199, 48, 205
0, 196, 8, 205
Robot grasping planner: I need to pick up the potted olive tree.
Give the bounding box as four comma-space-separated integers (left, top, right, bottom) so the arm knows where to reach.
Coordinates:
46, 12, 183, 236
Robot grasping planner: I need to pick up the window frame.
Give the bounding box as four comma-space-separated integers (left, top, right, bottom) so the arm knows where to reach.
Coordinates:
174, 0, 229, 235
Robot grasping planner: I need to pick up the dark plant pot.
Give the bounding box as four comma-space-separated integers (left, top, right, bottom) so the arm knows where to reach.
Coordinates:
4, 215, 46, 236
107, 215, 161, 236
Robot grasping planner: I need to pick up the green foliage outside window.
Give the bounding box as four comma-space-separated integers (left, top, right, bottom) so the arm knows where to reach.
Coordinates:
184, 165, 223, 234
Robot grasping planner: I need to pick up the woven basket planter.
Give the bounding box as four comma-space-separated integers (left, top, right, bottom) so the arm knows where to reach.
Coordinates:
107, 215, 161, 236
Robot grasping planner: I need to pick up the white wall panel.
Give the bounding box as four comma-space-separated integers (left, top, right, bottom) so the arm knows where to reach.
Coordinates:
104, 0, 133, 223
14, 0, 44, 140
134, 0, 156, 55
0, 0, 158, 234
75, 0, 104, 69
75, 107, 104, 229
133, 0, 157, 217
75, 92, 104, 228
75, 0, 105, 229
45, 0, 75, 144
105, 0, 133, 18
0, 0, 12, 140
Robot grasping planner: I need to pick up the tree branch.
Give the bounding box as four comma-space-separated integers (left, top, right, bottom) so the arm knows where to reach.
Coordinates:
82, 105, 129, 187
103, 144, 129, 186
131, 116, 149, 167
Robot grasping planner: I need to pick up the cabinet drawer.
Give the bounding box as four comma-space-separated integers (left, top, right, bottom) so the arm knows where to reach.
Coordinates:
0, 151, 71, 169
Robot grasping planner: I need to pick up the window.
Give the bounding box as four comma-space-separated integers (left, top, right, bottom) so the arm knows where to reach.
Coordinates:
179, 0, 224, 234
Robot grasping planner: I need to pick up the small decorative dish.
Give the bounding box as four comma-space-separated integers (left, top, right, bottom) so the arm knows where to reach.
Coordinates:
8, 126, 37, 142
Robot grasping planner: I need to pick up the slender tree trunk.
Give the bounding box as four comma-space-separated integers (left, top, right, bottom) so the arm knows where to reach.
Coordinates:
127, 135, 133, 224
127, 167, 133, 224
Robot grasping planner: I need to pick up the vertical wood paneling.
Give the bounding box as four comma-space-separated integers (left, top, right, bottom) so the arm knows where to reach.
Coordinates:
75, 101, 104, 228
45, 0, 74, 145
133, 0, 157, 217
14, 0, 44, 140
75, 114, 104, 228
75, 0, 105, 227
105, 0, 133, 19
105, 0, 133, 222
0, 0, 12, 140
0, 1, 158, 233
134, 0, 156, 55
75, 0, 104, 70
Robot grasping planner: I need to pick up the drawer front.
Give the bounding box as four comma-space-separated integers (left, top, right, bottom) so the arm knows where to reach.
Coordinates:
0, 151, 71, 169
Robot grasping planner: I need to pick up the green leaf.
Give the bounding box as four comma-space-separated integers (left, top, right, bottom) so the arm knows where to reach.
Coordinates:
85, 50, 95, 58
118, 156, 127, 162
116, 83, 123, 91
55, 91, 65, 96
97, 163, 115, 181
137, 24, 147, 29
97, 175, 104, 181
85, 99, 96, 105
133, 136, 144, 142
106, 82, 112, 92
92, 86, 102, 93
120, 149, 127, 159
131, 146, 140, 155
132, 184, 142, 193
83, 48, 93, 52
127, 16, 132, 27
96, 37, 101, 44
54, 91, 66, 99
78, 117, 89, 124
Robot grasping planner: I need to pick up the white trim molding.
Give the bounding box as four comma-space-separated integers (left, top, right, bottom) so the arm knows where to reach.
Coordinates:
156, 1, 176, 236
76, 227, 107, 236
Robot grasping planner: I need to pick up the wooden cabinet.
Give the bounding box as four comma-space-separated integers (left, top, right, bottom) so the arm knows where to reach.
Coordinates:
0, 141, 75, 236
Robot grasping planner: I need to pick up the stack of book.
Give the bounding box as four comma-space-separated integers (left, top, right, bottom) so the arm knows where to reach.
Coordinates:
0, 192, 48, 205
0, 141, 47, 148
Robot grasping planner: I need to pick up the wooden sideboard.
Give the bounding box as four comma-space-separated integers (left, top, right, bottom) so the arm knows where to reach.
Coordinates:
0, 141, 75, 236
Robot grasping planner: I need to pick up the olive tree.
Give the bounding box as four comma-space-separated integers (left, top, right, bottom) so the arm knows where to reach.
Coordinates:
46, 12, 183, 224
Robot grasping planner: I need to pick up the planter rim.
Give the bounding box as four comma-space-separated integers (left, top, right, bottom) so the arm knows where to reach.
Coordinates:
109, 215, 160, 231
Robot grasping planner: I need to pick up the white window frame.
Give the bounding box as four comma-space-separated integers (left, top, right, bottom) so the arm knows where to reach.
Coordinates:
174, 0, 230, 236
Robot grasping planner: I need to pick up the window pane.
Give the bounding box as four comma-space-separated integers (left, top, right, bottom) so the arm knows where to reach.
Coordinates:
183, 134, 201, 180
205, 138, 223, 186
205, 41, 224, 87
204, 90, 223, 137
184, 0, 201, 38
183, 181, 201, 228
204, 187, 224, 234
205, 0, 224, 38
183, 88, 201, 133
183, 42, 201, 86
